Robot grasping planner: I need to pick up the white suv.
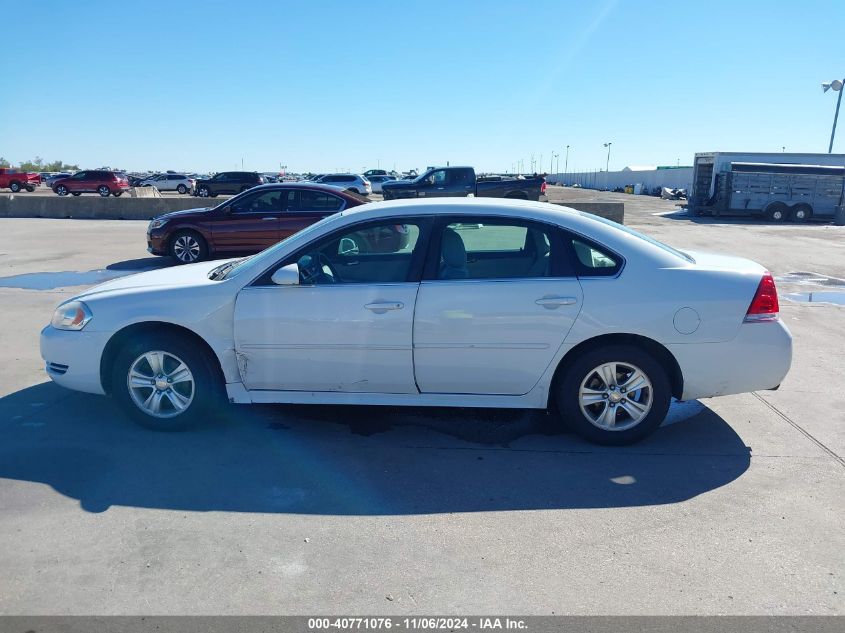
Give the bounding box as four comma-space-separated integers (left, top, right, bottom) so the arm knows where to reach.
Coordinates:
317, 173, 372, 196
139, 174, 196, 195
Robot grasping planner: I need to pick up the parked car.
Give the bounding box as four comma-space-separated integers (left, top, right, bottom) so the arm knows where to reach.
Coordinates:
41, 197, 792, 445
146, 182, 369, 263
45, 172, 72, 188
381, 166, 545, 201
363, 169, 388, 177
51, 170, 130, 197
192, 172, 263, 197
140, 173, 196, 194
368, 174, 397, 193
316, 173, 372, 195
0, 168, 42, 192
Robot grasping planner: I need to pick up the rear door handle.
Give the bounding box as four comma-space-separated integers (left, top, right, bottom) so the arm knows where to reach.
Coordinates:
261, 216, 276, 221
365, 302, 404, 314
535, 296, 577, 308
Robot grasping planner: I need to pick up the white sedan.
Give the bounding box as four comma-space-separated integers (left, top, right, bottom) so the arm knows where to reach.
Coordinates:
40, 198, 792, 445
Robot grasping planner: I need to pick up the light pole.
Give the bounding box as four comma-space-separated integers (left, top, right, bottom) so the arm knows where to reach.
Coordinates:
564, 145, 570, 184
822, 79, 844, 153
603, 142, 612, 190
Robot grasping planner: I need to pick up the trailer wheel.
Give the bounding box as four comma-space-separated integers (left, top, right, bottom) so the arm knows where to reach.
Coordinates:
765, 202, 788, 222
790, 204, 812, 223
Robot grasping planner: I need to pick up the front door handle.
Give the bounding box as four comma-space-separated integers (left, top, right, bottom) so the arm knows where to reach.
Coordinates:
365, 302, 404, 314
261, 216, 276, 221
535, 296, 577, 308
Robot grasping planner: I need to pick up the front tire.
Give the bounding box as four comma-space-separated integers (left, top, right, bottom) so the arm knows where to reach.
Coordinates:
56, 185, 68, 196
555, 344, 671, 445
197, 186, 210, 197
9, 181, 21, 193
98, 185, 111, 197
169, 229, 208, 264
111, 333, 223, 431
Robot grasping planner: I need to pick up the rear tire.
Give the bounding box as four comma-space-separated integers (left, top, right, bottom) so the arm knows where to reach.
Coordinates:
169, 229, 208, 264
554, 344, 671, 446
98, 185, 111, 197
111, 332, 223, 431
177, 184, 188, 194
790, 204, 812, 223
765, 202, 788, 222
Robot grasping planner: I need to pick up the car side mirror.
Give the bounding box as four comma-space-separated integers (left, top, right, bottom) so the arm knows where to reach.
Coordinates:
271, 263, 300, 286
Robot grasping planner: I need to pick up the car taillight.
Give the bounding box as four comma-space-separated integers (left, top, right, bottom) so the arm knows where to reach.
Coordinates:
541, 181, 547, 194
744, 272, 779, 322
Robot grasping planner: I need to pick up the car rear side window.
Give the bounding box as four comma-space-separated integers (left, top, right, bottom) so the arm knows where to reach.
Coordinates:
569, 237, 621, 277
429, 218, 570, 280
297, 190, 344, 212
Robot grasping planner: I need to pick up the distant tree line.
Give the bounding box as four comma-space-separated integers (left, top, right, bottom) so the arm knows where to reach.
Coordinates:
0, 156, 80, 171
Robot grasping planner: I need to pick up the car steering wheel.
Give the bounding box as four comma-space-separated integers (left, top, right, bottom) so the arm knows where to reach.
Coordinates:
298, 252, 337, 284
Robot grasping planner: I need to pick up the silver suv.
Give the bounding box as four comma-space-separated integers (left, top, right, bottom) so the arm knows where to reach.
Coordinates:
317, 173, 372, 196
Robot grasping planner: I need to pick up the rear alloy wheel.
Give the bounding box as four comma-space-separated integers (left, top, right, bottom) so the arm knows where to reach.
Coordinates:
56, 185, 69, 196
169, 230, 207, 264
791, 204, 812, 223
766, 202, 788, 222
556, 345, 671, 445
177, 184, 188, 194
9, 182, 21, 193
97, 185, 111, 197
112, 334, 223, 431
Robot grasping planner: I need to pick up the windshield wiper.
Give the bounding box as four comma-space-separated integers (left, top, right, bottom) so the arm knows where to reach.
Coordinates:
208, 261, 237, 281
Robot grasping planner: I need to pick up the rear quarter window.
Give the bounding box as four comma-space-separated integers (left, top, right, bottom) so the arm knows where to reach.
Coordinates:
569, 236, 622, 277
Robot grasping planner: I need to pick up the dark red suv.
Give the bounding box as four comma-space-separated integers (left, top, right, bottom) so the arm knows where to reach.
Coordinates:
147, 183, 369, 263
52, 170, 131, 197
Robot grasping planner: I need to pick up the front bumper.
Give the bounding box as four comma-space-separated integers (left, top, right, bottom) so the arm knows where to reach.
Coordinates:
669, 319, 793, 401
146, 230, 168, 255
40, 326, 111, 395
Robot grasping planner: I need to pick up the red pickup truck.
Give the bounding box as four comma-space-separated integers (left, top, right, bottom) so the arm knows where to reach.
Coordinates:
0, 168, 42, 192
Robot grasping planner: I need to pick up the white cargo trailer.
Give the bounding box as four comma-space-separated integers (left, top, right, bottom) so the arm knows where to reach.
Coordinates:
690, 151, 845, 220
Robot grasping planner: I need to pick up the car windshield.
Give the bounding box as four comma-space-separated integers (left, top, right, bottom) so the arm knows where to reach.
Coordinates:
580, 212, 695, 263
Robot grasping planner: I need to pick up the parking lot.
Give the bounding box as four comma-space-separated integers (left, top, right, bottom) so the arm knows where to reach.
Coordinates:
0, 191, 842, 614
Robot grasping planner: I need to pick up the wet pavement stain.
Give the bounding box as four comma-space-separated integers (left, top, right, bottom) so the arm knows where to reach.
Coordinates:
0, 269, 149, 290
783, 291, 845, 305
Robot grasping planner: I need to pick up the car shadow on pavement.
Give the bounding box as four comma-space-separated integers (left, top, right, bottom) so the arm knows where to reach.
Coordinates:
106, 257, 173, 271
0, 383, 751, 515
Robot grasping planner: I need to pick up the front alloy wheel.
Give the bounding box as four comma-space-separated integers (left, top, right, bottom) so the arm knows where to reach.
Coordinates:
198, 186, 210, 197
169, 231, 207, 264
127, 351, 195, 419
56, 185, 68, 196
112, 333, 223, 430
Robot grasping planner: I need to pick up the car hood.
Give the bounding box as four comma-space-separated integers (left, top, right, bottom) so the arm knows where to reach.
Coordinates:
73, 259, 237, 301
154, 207, 213, 221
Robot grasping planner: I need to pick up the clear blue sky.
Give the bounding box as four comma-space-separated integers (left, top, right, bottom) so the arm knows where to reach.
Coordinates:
3, 0, 844, 174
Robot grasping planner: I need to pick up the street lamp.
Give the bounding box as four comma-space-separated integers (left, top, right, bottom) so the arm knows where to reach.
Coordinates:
564, 145, 570, 184
822, 78, 844, 153
603, 142, 612, 190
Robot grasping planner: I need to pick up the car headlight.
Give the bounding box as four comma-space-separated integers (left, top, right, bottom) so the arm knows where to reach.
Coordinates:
51, 300, 93, 331
149, 217, 169, 230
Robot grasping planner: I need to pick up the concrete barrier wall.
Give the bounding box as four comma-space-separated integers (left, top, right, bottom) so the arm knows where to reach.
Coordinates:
549, 201, 624, 224
0, 194, 623, 225
0, 195, 229, 220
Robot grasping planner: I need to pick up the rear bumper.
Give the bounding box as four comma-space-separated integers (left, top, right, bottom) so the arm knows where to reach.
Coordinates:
669, 319, 793, 401
40, 326, 110, 395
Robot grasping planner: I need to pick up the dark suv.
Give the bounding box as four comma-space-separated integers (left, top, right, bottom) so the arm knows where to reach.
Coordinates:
193, 171, 263, 197
51, 170, 131, 197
